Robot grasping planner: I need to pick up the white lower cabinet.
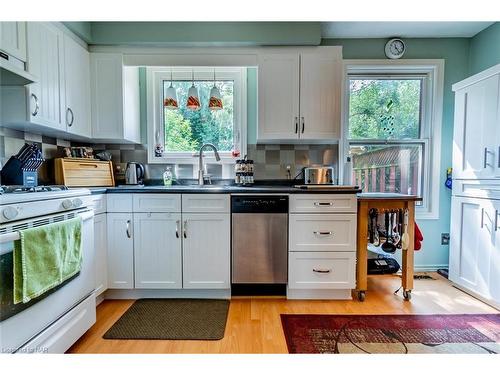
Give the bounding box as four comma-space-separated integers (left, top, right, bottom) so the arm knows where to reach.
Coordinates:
450, 195, 500, 307
94, 213, 107, 296
106, 213, 134, 289
134, 213, 182, 289
182, 213, 231, 289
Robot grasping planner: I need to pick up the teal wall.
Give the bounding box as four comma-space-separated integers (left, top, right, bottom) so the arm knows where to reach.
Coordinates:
63, 22, 92, 43
247, 68, 258, 145
322, 38, 471, 270
469, 22, 500, 75
89, 22, 321, 46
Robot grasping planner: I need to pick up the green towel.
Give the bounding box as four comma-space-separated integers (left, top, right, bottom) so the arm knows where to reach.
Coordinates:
13, 217, 83, 304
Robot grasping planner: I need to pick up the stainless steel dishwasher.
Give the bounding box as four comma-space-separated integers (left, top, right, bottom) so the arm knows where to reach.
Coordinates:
231, 195, 288, 288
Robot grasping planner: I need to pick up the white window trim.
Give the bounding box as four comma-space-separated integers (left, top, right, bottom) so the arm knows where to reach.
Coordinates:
146, 66, 247, 166
340, 59, 444, 220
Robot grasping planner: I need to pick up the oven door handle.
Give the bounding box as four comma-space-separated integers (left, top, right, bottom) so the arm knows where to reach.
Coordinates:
0, 210, 94, 247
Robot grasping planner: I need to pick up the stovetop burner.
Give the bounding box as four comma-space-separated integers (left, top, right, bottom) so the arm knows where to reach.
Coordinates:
0, 185, 69, 194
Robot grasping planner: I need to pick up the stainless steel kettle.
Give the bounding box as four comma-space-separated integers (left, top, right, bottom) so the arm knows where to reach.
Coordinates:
125, 162, 145, 185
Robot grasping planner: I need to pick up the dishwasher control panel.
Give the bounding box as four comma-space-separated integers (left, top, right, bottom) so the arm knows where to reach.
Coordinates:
231, 196, 288, 213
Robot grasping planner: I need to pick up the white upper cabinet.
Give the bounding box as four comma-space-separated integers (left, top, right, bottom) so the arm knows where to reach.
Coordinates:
452, 64, 500, 179
0, 22, 27, 62
258, 53, 300, 141
90, 53, 141, 143
26, 22, 65, 130
257, 47, 342, 142
299, 51, 342, 139
62, 34, 91, 137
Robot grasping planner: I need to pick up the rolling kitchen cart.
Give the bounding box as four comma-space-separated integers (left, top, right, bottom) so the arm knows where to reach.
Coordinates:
356, 193, 422, 301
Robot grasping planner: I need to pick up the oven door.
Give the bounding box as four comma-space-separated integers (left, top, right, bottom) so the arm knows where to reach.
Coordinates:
0, 209, 96, 352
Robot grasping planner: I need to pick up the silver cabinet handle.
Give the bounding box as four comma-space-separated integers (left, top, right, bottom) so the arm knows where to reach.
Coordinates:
313, 231, 333, 236
66, 107, 74, 127
495, 210, 499, 232
30, 93, 39, 116
126, 220, 131, 238
175, 220, 180, 238
301, 116, 305, 134
313, 268, 331, 273
483, 147, 494, 168
498, 146, 500, 168
183, 220, 187, 239
481, 208, 484, 228
294, 117, 298, 134
314, 202, 333, 206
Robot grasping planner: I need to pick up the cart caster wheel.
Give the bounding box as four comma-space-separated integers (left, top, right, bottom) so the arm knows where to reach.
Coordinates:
358, 291, 366, 302
403, 290, 412, 301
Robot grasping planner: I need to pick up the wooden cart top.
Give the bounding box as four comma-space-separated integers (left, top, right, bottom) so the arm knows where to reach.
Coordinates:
357, 193, 423, 202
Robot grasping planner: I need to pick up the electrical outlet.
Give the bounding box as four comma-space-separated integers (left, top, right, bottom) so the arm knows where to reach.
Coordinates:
441, 233, 450, 245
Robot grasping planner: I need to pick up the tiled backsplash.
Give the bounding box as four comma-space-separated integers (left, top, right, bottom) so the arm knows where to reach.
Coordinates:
0, 127, 71, 185
1, 129, 339, 184
246, 144, 338, 180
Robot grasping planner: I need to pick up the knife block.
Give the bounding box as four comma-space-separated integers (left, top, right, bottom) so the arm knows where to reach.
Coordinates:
0, 156, 39, 187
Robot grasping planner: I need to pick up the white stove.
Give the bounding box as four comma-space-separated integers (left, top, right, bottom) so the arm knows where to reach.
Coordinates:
0, 185, 92, 223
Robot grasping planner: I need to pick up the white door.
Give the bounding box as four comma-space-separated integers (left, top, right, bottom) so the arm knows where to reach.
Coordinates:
106, 213, 134, 289
449, 197, 492, 299
257, 53, 300, 141
453, 74, 500, 179
62, 34, 91, 137
26, 22, 64, 130
182, 213, 230, 289
299, 52, 342, 140
134, 213, 182, 289
487, 200, 500, 305
0, 22, 26, 61
94, 213, 107, 296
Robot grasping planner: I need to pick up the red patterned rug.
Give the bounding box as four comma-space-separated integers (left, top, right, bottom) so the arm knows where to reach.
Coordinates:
281, 314, 500, 354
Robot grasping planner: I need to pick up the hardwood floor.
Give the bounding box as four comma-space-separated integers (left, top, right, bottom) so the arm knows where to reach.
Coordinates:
68, 273, 498, 354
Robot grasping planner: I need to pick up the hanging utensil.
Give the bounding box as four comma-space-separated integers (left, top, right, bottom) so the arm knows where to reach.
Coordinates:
382, 210, 397, 254
368, 208, 377, 244
402, 209, 410, 250
373, 209, 380, 246
392, 211, 400, 246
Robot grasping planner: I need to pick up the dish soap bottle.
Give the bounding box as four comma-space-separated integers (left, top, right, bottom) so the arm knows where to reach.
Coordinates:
163, 167, 173, 186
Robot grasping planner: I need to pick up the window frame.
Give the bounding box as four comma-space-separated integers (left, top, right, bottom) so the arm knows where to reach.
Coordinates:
341, 60, 444, 219
146, 66, 247, 166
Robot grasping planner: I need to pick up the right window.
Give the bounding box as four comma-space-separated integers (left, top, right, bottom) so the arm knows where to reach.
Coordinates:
348, 76, 427, 202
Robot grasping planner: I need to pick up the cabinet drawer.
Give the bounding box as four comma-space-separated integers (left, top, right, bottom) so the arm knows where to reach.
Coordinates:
182, 194, 230, 213
91, 194, 107, 214
289, 214, 356, 252
106, 194, 132, 212
290, 194, 357, 213
289, 252, 355, 290
133, 194, 181, 213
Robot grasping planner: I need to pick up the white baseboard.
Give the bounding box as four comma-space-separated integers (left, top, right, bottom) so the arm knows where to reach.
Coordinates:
413, 264, 448, 272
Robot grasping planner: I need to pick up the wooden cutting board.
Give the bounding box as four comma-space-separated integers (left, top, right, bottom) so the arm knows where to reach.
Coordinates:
55, 158, 115, 187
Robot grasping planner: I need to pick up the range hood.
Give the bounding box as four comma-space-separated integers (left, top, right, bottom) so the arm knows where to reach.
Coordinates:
0, 57, 37, 86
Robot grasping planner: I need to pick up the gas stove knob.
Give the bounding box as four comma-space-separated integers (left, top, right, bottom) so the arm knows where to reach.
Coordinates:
72, 198, 83, 208
3, 206, 19, 220
62, 199, 73, 209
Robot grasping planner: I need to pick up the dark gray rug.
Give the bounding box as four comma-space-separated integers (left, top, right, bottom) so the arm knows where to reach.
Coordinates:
103, 299, 230, 340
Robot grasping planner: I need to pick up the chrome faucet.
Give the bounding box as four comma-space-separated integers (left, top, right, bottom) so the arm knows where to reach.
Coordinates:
198, 143, 221, 185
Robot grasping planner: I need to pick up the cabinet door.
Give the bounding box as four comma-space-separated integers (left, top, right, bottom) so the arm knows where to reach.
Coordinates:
62, 34, 91, 137
106, 213, 134, 289
94, 213, 107, 296
134, 213, 182, 289
182, 213, 230, 289
488, 200, 500, 305
26, 22, 65, 130
257, 53, 300, 141
299, 52, 342, 139
90, 53, 124, 139
449, 197, 492, 299
0, 22, 27, 61
453, 74, 500, 179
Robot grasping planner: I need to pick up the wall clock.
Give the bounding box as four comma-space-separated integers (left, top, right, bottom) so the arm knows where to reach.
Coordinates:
385, 38, 406, 59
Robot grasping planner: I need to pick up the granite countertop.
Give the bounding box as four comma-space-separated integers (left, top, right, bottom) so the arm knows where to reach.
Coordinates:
87, 181, 362, 195
357, 192, 423, 201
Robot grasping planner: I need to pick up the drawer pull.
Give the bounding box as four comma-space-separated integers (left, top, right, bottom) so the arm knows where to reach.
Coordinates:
313, 268, 331, 274
314, 202, 333, 206
79, 163, 99, 168
313, 231, 333, 236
